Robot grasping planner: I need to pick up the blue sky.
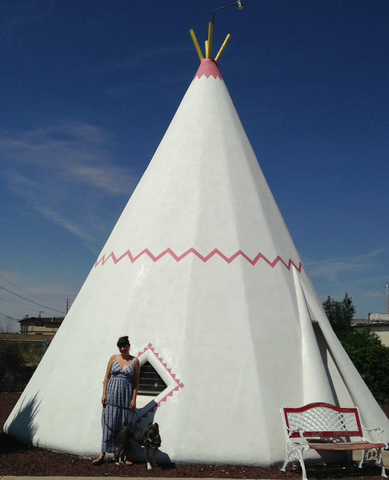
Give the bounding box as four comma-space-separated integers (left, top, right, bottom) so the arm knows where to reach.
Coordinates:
1, 0, 388, 331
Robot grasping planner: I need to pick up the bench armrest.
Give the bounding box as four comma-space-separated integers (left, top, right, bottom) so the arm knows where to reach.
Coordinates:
286, 428, 310, 449
288, 428, 304, 438
361, 426, 387, 446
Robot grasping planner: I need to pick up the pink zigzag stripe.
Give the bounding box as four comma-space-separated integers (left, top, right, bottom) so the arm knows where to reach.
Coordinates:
195, 71, 222, 80
136, 344, 184, 424
95, 248, 303, 272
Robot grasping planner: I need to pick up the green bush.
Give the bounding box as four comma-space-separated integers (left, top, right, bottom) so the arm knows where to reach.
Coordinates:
323, 294, 389, 405
0, 341, 37, 392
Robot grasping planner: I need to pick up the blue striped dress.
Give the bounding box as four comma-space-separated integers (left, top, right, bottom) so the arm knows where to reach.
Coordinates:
101, 359, 135, 453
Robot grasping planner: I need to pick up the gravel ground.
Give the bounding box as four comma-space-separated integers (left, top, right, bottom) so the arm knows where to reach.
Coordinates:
1, 392, 387, 479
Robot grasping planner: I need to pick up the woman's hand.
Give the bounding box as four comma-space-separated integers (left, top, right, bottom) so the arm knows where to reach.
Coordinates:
130, 398, 136, 410
101, 394, 107, 405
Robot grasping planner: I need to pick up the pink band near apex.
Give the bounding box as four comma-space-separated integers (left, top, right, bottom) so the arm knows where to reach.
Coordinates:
195, 58, 223, 80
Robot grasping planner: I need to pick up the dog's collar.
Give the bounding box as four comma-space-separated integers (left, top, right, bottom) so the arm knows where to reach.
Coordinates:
146, 437, 158, 445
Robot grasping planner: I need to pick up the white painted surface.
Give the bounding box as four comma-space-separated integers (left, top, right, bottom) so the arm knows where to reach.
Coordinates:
369, 314, 389, 321
5, 59, 389, 465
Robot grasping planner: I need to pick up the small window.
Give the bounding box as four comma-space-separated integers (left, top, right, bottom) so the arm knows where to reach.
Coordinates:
138, 361, 167, 396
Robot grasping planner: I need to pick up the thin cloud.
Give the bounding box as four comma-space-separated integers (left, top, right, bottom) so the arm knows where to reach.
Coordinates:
71, 164, 134, 195
0, 121, 134, 195
305, 249, 387, 314
306, 249, 385, 281
366, 291, 382, 298
0, 120, 139, 251
35, 205, 94, 243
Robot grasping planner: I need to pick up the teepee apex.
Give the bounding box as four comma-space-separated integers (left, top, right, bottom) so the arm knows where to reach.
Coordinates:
195, 58, 223, 80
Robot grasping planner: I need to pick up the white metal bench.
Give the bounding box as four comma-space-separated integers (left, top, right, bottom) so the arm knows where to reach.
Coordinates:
280, 402, 388, 480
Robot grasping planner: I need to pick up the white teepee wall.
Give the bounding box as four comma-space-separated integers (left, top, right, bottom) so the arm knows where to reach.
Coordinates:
5, 58, 389, 465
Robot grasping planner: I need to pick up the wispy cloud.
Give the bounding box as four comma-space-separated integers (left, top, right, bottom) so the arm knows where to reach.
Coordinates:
305, 249, 388, 315
366, 290, 383, 298
0, 120, 139, 252
35, 205, 94, 243
0, 121, 133, 194
306, 249, 385, 282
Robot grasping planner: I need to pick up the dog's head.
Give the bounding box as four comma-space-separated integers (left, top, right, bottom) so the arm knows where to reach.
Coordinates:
146, 422, 161, 447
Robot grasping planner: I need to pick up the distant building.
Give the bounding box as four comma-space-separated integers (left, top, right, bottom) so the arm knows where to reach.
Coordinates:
19, 316, 64, 336
351, 313, 389, 347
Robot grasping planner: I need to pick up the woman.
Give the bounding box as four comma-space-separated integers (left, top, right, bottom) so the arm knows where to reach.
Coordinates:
93, 336, 140, 465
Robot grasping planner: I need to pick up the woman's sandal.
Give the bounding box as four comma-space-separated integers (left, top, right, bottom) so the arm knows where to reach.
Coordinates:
92, 456, 105, 465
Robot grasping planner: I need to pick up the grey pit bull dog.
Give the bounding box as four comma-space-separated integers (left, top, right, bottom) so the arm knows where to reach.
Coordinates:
115, 422, 161, 470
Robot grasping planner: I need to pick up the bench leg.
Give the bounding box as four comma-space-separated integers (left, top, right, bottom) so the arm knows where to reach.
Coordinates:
358, 448, 387, 478
358, 449, 366, 469
377, 448, 387, 478
280, 448, 308, 480
297, 448, 308, 480
280, 447, 292, 472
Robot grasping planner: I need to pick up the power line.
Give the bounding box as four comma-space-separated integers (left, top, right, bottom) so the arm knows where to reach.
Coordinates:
0, 273, 66, 316
0, 311, 19, 321
0, 294, 35, 308
0, 286, 65, 315
0, 272, 33, 296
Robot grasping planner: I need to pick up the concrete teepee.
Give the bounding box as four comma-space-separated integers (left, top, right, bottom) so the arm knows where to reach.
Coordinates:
5, 23, 389, 466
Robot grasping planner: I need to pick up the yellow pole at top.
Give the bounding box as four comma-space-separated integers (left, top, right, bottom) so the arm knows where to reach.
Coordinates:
189, 29, 204, 61
214, 34, 232, 63
207, 22, 214, 59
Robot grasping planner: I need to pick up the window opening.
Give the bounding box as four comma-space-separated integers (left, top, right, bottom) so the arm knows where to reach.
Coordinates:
138, 361, 167, 396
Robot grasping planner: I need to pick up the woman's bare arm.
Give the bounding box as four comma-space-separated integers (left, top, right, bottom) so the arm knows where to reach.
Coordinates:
101, 355, 116, 404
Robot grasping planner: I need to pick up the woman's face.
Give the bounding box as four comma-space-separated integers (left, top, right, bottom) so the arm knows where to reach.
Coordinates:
118, 343, 130, 355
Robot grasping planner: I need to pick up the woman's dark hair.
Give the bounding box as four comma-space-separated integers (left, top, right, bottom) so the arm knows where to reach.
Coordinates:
117, 336, 130, 347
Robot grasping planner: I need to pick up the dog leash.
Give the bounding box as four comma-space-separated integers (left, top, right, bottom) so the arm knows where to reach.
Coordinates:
104, 402, 140, 420
102, 403, 139, 443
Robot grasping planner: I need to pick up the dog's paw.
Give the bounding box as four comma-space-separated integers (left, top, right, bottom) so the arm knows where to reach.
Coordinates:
147, 463, 152, 470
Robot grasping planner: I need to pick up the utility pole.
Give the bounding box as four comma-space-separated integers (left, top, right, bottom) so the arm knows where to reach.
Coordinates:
386, 283, 389, 314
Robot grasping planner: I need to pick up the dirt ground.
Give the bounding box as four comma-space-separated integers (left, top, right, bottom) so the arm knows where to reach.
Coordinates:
1, 392, 388, 479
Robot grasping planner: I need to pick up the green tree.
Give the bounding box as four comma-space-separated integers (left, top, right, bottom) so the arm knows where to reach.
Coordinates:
323, 294, 389, 404
345, 331, 389, 404
322, 293, 355, 339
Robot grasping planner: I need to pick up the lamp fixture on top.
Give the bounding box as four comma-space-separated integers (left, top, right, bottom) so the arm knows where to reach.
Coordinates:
212, 1, 244, 24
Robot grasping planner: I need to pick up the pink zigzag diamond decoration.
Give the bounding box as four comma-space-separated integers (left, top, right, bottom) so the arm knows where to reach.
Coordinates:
136, 344, 184, 423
